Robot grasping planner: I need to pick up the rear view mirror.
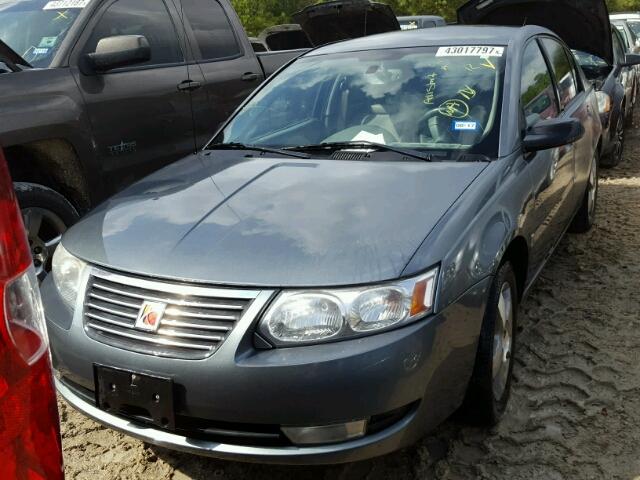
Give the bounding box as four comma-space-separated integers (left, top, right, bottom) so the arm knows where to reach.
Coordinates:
523, 118, 584, 152
622, 53, 640, 67
84, 35, 151, 73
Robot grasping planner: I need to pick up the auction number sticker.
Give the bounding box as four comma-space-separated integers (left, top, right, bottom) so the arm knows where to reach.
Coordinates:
436, 46, 505, 57
43, 0, 90, 10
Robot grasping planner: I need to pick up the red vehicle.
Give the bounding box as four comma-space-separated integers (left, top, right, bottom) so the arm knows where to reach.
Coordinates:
0, 148, 63, 479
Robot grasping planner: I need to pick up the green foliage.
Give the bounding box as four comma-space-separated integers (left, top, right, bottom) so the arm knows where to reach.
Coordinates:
231, 0, 640, 37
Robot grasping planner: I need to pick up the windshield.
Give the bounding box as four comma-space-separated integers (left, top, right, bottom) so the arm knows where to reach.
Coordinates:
0, 0, 86, 67
214, 46, 507, 161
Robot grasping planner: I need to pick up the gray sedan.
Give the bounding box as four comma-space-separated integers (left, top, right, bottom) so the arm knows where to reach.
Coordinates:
44, 17, 602, 465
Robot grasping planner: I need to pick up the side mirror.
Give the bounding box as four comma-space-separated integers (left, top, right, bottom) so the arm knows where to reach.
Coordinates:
622, 53, 640, 67
84, 35, 151, 73
523, 117, 584, 152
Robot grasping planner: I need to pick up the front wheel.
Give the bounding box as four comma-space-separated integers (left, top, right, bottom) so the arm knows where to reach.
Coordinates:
14, 182, 79, 280
461, 262, 518, 425
569, 153, 598, 234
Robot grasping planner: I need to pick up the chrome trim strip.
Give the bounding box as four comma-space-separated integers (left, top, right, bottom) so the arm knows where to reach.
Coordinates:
86, 323, 212, 351
56, 378, 418, 464
86, 312, 132, 329
92, 268, 260, 300
89, 292, 141, 309
164, 307, 237, 321
155, 328, 224, 342
160, 318, 232, 332
86, 302, 138, 319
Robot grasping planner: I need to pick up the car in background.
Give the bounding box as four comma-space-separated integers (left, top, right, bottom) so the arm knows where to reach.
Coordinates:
0, 148, 63, 479
573, 32, 640, 167
45, 0, 605, 460
398, 15, 446, 30
293, 0, 400, 46
611, 19, 640, 53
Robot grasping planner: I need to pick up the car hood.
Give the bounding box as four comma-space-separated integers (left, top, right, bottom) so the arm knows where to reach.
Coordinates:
63, 154, 488, 287
0, 39, 30, 71
457, 0, 613, 65
292, 0, 400, 47
259, 24, 312, 51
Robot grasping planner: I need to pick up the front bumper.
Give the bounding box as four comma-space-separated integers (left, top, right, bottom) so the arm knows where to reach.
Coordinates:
44, 273, 490, 464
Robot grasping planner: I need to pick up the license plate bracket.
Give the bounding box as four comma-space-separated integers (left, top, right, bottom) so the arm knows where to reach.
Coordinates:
94, 365, 175, 430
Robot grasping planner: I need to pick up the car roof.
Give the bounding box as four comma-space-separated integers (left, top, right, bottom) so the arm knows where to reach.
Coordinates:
306, 24, 551, 56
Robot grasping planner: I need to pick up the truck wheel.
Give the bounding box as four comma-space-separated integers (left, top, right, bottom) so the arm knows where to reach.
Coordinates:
569, 153, 598, 234
14, 183, 79, 280
461, 261, 518, 425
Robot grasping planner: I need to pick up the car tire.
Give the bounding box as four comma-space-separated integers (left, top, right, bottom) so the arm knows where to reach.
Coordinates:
461, 261, 518, 426
601, 114, 625, 168
14, 182, 79, 280
569, 153, 598, 234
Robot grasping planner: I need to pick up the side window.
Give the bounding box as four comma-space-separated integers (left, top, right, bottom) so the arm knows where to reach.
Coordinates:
182, 0, 241, 60
541, 38, 577, 110
612, 30, 626, 61
85, 0, 183, 67
521, 41, 559, 127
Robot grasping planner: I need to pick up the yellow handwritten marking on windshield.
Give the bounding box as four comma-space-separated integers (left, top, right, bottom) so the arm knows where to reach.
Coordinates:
440, 64, 449, 71
423, 72, 438, 105
438, 99, 470, 119
481, 57, 496, 70
55, 10, 69, 20
458, 85, 477, 101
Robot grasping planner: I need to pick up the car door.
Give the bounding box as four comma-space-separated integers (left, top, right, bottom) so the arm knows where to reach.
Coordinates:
520, 39, 574, 273
612, 29, 635, 108
179, 0, 265, 148
71, 0, 196, 195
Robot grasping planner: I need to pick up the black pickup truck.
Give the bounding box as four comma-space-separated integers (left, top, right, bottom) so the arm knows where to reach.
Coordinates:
0, 0, 306, 278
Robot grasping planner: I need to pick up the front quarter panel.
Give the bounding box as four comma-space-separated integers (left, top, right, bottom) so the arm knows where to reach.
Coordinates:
403, 153, 533, 311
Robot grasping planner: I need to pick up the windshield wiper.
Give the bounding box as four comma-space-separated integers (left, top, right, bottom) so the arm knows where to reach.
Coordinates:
207, 142, 310, 159
285, 141, 432, 162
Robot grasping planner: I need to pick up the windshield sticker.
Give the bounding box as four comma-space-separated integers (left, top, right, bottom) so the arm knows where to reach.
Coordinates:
352, 131, 386, 144
423, 72, 438, 105
453, 121, 477, 131
438, 99, 470, 119
39, 37, 58, 48
436, 46, 504, 58
32, 48, 50, 55
43, 0, 90, 10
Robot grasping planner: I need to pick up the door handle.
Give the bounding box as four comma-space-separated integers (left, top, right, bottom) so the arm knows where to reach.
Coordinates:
177, 80, 202, 92
241, 72, 260, 82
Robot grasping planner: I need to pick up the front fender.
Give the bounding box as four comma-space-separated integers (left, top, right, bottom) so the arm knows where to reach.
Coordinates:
403, 153, 532, 311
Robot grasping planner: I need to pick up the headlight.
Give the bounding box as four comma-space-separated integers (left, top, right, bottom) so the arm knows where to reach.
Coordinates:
52, 245, 87, 308
595, 91, 612, 114
260, 267, 438, 346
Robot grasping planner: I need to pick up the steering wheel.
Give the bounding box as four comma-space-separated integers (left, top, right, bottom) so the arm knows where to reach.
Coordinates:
418, 106, 482, 144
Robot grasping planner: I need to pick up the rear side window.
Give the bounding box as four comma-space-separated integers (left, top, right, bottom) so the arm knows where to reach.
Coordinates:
85, 0, 183, 66
521, 41, 559, 127
541, 39, 578, 110
182, 0, 241, 60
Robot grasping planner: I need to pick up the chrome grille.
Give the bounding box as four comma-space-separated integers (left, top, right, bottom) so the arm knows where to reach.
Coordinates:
83, 269, 262, 359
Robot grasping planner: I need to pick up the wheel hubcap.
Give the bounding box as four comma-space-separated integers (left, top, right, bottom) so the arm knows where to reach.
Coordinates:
492, 282, 513, 401
22, 207, 66, 281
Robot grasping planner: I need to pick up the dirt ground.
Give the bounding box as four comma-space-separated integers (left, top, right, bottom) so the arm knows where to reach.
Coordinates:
59, 114, 640, 480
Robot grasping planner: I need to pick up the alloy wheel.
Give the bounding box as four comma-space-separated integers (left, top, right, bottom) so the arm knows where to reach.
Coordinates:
614, 115, 625, 163
22, 207, 66, 281
492, 281, 513, 401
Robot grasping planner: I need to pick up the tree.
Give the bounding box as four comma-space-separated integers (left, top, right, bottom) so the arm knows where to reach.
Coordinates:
231, 0, 640, 36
